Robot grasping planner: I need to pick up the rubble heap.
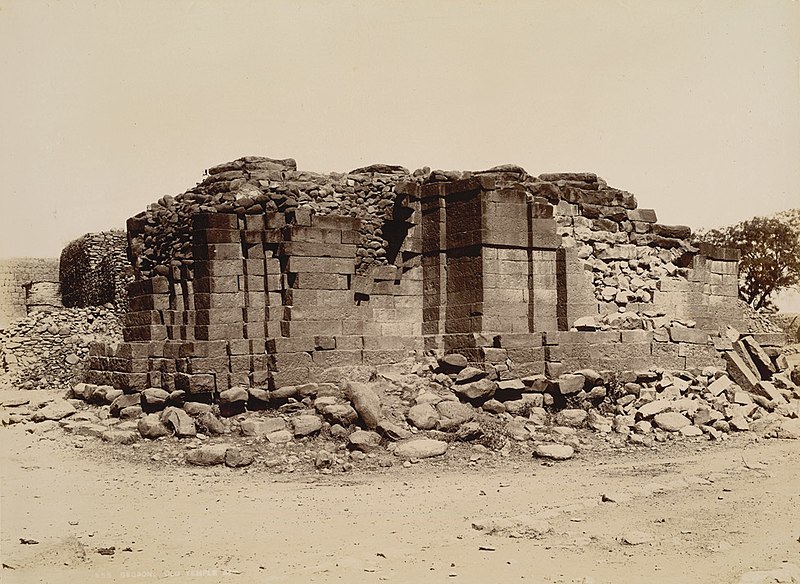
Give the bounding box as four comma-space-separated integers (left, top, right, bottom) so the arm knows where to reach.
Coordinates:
0, 306, 122, 390
3, 328, 798, 470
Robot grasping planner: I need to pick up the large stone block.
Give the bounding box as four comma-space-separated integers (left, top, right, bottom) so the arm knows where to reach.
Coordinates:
279, 241, 357, 258
193, 213, 239, 230
280, 319, 343, 337
192, 242, 243, 261
286, 256, 355, 275
668, 327, 710, 345
268, 352, 313, 370
311, 350, 363, 368
723, 350, 759, 391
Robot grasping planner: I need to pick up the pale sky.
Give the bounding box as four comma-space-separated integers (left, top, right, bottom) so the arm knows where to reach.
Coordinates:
0, 0, 798, 261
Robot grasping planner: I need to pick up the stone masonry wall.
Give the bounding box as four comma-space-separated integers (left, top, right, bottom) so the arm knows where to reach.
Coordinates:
87, 206, 423, 395
0, 258, 61, 329
60, 231, 133, 310
85, 157, 772, 401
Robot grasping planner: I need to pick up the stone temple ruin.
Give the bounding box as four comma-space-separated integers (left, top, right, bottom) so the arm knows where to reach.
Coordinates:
84, 157, 783, 400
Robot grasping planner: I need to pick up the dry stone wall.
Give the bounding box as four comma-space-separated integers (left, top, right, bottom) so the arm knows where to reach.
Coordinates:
86, 157, 779, 403
126, 157, 417, 281
60, 231, 133, 311
0, 306, 121, 390
0, 258, 61, 329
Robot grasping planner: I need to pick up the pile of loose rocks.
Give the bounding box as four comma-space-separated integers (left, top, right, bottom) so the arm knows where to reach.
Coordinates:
128, 157, 418, 279
3, 334, 798, 471
0, 306, 122, 391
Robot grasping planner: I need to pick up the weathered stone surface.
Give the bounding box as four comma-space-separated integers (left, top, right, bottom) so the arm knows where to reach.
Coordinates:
183, 402, 213, 416
441, 354, 468, 370
455, 367, 486, 384
557, 374, 585, 395
394, 438, 448, 459
741, 336, 776, 377
680, 425, 703, 437
110, 393, 141, 417
248, 387, 270, 403
482, 399, 506, 414
753, 381, 788, 405
266, 429, 293, 443
653, 412, 691, 432
322, 404, 358, 426
533, 443, 575, 460
415, 391, 443, 405
163, 407, 197, 437
345, 382, 381, 430
241, 417, 285, 436
119, 405, 143, 419
377, 419, 411, 441
407, 403, 439, 430
453, 378, 496, 400
63, 421, 107, 438
724, 351, 759, 391
708, 375, 734, 396
71, 383, 93, 400
186, 444, 230, 466
219, 387, 249, 404
729, 416, 750, 432
455, 421, 483, 441
435, 401, 474, 426
138, 414, 170, 439
31, 400, 76, 422
224, 448, 255, 467
104, 389, 124, 404
101, 429, 139, 444
637, 400, 672, 418
497, 378, 526, 391
270, 385, 298, 400
587, 410, 612, 432
292, 415, 323, 436
574, 369, 603, 385
348, 430, 381, 451
555, 409, 587, 427
521, 375, 550, 392
197, 411, 226, 435
141, 388, 169, 408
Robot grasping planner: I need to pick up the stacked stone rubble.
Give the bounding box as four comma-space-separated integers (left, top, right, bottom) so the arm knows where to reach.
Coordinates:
59, 230, 132, 310
0, 306, 121, 390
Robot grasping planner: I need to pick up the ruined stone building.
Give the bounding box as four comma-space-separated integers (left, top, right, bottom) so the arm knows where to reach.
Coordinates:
84, 157, 780, 398
0, 259, 62, 329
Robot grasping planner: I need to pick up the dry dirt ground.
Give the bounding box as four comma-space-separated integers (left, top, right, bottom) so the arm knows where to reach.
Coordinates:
1, 398, 799, 584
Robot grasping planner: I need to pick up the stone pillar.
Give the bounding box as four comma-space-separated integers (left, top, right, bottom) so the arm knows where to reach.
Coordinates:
421, 177, 563, 364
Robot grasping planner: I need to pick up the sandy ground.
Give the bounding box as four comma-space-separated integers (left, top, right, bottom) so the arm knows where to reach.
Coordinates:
1, 409, 799, 584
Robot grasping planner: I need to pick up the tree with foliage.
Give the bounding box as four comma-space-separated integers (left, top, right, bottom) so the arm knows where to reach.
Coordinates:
696, 216, 800, 311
